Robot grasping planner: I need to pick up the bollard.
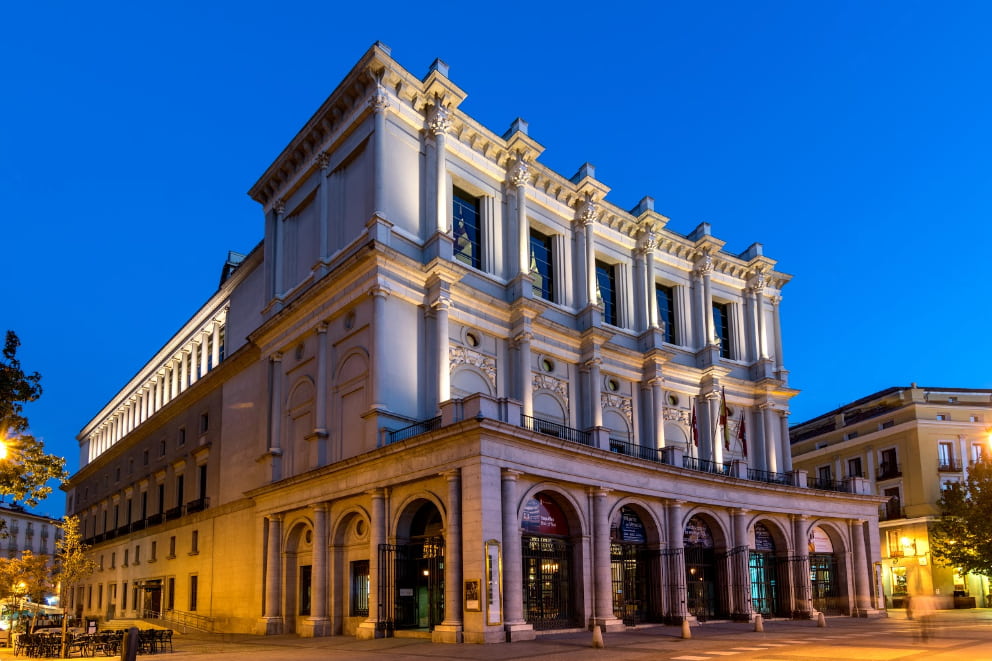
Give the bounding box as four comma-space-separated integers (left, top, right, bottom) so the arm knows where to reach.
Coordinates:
754, 613, 764, 632
591, 624, 605, 648
816, 612, 826, 628
121, 626, 139, 661
681, 619, 691, 639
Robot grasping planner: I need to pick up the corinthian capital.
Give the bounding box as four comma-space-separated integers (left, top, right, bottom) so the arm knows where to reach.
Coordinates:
507, 155, 530, 188
313, 151, 330, 171
428, 103, 451, 136
748, 271, 767, 295
694, 251, 713, 277
576, 199, 597, 226
273, 199, 286, 216
370, 85, 390, 114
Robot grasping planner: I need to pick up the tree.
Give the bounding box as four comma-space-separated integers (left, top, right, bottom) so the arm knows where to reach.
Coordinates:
55, 516, 96, 658
930, 456, 992, 577
0, 550, 53, 633
0, 331, 67, 507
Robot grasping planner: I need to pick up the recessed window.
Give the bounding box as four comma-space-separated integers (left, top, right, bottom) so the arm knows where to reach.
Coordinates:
453, 187, 482, 269
351, 560, 370, 616
667, 394, 679, 406
199, 413, 209, 434
465, 331, 479, 348
189, 575, 198, 612
540, 357, 554, 373
177, 427, 186, 447
712, 301, 731, 358
844, 431, 859, 441
143, 450, 149, 466
529, 229, 555, 302
655, 284, 678, 344
191, 529, 199, 555
880, 419, 895, 430
159, 440, 166, 457
595, 260, 618, 326
305, 529, 313, 545
970, 415, 981, 423
606, 377, 619, 392
847, 457, 863, 478
936, 414, 948, 421
169, 536, 176, 558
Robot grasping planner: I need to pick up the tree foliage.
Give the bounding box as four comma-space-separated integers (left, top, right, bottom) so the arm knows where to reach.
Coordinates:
56, 516, 97, 658
0, 331, 67, 507
0, 550, 54, 632
930, 456, 992, 577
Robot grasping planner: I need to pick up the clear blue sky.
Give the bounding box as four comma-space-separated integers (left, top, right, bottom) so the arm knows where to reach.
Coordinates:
3, 2, 991, 517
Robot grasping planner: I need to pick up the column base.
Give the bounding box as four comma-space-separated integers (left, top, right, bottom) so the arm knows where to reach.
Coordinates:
256, 617, 284, 635
356, 620, 386, 640
504, 622, 536, 642
298, 616, 331, 638
590, 616, 626, 633
431, 623, 463, 643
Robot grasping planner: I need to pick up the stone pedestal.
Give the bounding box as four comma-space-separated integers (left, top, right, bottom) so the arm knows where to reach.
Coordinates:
256, 617, 283, 635
298, 617, 330, 638
431, 623, 464, 643
505, 622, 536, 641
356, 621, 384, 640
591, 616, 626, 633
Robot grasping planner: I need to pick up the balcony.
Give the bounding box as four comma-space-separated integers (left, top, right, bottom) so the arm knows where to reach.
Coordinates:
387, 416, 441, 444
164, 506, 183, 521
682, 456, 730, 476
810, 477, 846, 492
877, 462, 902, 480
747, 468, 791, 485
938, 459, 963, 473
879, 501, 904, 521
609, 438, 663, 462
185, 497, 209, 514
520, 415, 593, 447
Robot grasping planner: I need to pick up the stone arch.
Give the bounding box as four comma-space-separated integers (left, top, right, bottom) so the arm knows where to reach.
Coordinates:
391, 492, 447, 543
807, 519, 853, 615
330, 507, 371, 635
533, 391, 567, 424
609, 498, 663, 547
664, 422, 689, 449
335, 348, 370, 383
334, 349, 370, 456
748, 515, 790, 552
681, 508, 731, 551
516, 483, 588, 536
451, 365, 493, 398
283, 517, 315, 635
285, 377, 315, 476
603, 408, 631, 442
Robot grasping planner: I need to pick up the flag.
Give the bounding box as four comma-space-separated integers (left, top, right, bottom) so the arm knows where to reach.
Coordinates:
690, 399, 699, 448
720, 387, 730, 450
737, 409, 748, 458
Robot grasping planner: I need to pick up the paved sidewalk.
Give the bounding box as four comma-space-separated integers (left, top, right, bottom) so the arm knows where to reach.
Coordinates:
2, 610, 991, 660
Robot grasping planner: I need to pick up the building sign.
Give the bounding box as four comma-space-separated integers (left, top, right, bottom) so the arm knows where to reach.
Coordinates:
683, 516, 713, 548
754, 522, 775, 552
522, 495, 569, 536
611, 507, 646, 543
808, 527, 833, 553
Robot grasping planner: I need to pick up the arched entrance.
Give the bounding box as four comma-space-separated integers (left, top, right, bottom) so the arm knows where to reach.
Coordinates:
284, 520, 314, 634
684, 516, 727, 620
381, 500, 445, 632
521, 492, 578, 630
749, 522, 782, 617
809, 526, 841, 614
610, 506, 658, 625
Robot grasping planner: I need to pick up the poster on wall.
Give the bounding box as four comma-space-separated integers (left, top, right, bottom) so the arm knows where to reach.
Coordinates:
808, 527, 833, 553
754, 522, 775, 552
464, 580, 481, 612
521, 495, 569, 535
611, 507, 647, 543
684, 516, 713, 548
485, 540, 502, 626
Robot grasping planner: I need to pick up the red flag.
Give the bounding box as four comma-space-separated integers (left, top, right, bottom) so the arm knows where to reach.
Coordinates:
721, 387, 730, 450
690, 400, 699, 448
737, 409, 748, 458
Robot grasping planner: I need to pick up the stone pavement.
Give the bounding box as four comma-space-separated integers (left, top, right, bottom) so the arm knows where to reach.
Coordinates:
3, 610, 992, 661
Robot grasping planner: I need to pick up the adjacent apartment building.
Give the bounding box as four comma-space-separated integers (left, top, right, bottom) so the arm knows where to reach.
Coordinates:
64, 43, 885, 644
790, 385, 992, 609
0, 503, 60, 558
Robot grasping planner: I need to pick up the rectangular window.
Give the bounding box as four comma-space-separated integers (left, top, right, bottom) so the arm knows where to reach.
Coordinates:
199, 413, 209, 434
595, 260, 618, 326
198, 464, 207, 500
189, 575, 198, 612
141, 492, 148, 520
87, 586, 92, 610
143, 449, 149, 466
177, 427, 186, 447
351, 560, 370, 616
712, 301, 731, 358
973, 443, 985, 464
938, 441, 954, 469
111, 552, 116, 569
936, 414, 947, 421
452, 187, 482, 269
134, 545, 140, 564
150, 541, 157, 562
880, 419, 895, 430
98, 584, 103, 609
176, 476, 184, 508
158, 484, 165, 515
167, 577, 175, 611
655, 284, 678, 344
847, 457, 863, 478
817, 465, 832, 482
879, 448, 899, 478
844, 431, 859, 441
122, 582, 127, 610
123, 550, 129, 567
169, 536, 176, 558
529, 229, 555, 301
191, 530, 199, 555
299, 564, 312, 616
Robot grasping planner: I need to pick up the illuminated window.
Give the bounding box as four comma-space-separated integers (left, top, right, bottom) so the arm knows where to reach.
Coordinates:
453, 187, 482, 269
351, 560, 370, 616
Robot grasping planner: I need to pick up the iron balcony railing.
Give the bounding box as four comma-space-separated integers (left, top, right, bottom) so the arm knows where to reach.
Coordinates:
747, 468, 790, 485
810, 477, 846, 492
938, 459, 963, 473
879, 502, 904, 521
185, 497, 209, 514
387, 416, 442, 444
520, 415, 593, 446
877, 462, 902, 480
682, 456, 730, 476
608, 437, 663, 462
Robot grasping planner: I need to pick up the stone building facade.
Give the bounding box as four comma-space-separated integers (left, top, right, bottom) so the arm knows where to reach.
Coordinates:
65, 43, 885, 643
791, 385, 992, 610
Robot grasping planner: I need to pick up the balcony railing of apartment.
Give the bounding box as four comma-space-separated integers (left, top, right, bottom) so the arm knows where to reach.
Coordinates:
747, 468, 790, 485
520, 415, 593, 447
810, 477, 846, 492
877, 462, 902, 480
387, 416, 442, 444
879, 502, 904, 521
185, 497, 209, 514
165, 506, 184, 521
83, 496, 214, 546
938, 460, 963, 472
682, 456, 730, 476
608, 438, 663, 462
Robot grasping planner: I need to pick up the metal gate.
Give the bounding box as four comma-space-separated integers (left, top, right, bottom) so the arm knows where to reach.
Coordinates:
378, 536, 445, 632
749, 551, 779, 617
724, 545, 752, 620
522, 535, 574, 630
782, 554, 812, 619
810, 553, 840, 614
685, 546, 719, 621
660, 547, 686, 624
611, 543, 653, 625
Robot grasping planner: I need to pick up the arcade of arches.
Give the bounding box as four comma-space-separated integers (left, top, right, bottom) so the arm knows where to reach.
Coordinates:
255, 470, 877, 643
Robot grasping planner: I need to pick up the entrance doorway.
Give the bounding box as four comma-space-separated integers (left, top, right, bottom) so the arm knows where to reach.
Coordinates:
610, 506, 655, 624
684, 516, 725, 620
809, 526, 840, 613
379, 501, 445, 632
521, 493, 576, 630
750, 522, 781, 617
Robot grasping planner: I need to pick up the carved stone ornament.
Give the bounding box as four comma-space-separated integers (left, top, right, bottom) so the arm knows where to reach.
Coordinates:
601, 392, 633, 423
449, 345, 497, 389
749, 271, 767, 294
532, 373, 568, 400
273, 199, 286, 215
639, 232, 658, 255
576, 199, 597, 225
663, 406, 690, 424
313, 152, 330, 170
695, 252, 713, 276
370, 85, 390, 114
428, 103, 451, 136
508, 155, 530, 188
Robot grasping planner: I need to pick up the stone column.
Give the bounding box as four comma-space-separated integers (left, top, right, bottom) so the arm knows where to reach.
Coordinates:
666, 500, 687, 620
436, 470, 463, 642
305, 503, 330, 636
851, 519, 871, 615
515, 331, 533, 417
762, 404, 779, 473
585, 358, 603, 429
371, 85, 390, 216
370, 287, 390, 411
273, 200, 285, 298
429, 103, 450, 235
750, 273, 767, 360
771, 295, 785, 372
268, 353, 283, 480
200, 332, 209, 378
792, 515, 811, 617
212, 320, 222, 366
189, 343, 198, 386
779, 411, 793, 473
170, 360, 179, 399
591, 488, 621, 630
578, 202, 597, 307
358, 489, 386, 639
260, 513, 284, 633
433, 295, 451, 407
732, 508, 751, 617
312, 323, 329, 465
501, 469, 532, 640
708, 392, 723, 465
651, 378, 666, 449
509, 156, 530, 276
180, 350, 189, 391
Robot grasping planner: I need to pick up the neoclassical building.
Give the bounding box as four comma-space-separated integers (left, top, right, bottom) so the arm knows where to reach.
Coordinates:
791, 385, 992, 610
64, 43, 885, 644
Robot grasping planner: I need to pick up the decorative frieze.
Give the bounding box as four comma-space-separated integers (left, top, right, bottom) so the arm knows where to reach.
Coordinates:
449, 345, 496, 389
664, 406, 690, 425
532, 373, 568, 400
602, 392, 633, 424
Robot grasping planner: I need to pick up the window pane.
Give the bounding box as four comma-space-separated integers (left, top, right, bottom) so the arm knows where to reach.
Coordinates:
595, 260, 618, 326
712, 302, 731, 358
655, 284, 677, 344
530, 230, 554, 301
453, 188, 481, 269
